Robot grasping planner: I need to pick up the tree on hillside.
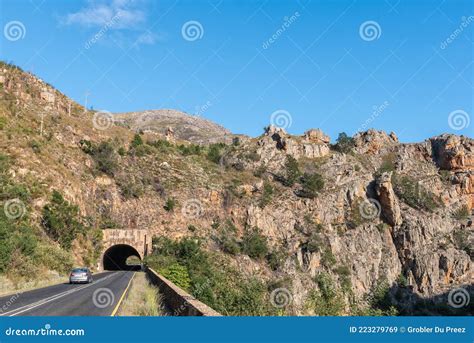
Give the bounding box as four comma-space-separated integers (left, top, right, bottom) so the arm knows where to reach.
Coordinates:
42, 191, 84, 249
333, 132, 355, 154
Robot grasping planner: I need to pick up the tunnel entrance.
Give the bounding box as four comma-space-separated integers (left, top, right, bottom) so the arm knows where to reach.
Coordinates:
103, 244, 142, 271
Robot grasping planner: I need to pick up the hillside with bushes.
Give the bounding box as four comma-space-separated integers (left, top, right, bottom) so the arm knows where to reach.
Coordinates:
0, 61, 472, 315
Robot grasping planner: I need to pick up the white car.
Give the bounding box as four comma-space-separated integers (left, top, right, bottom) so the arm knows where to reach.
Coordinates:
69, 268, 93, 284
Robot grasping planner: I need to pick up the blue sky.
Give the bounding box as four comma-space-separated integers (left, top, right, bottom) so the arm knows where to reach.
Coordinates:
0, 0, 472, 142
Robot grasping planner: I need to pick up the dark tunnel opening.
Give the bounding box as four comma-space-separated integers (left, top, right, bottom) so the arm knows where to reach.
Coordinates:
103, 244, 142, 271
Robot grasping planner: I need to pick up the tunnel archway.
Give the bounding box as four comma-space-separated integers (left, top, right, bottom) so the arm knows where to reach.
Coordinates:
103, 244, 142, 271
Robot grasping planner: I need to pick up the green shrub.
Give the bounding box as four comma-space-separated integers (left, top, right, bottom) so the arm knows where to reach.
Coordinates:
453, 205, 470, 221
159, 263, 191, 291
307, 272, 345, 315
41, 190, 84, 249
244, 151, 260, 162
222, 237, 241, 255
29, 140, 41, 153
148, 139, 172, 150
35, 243, 73, 274
0, 222, 13, 273
225, 278, 270, 316
0, 153, 10, 174
254, 164, 266, 177
117, 147, 126, 156
306, 231, 323, 253
333, 132, 355, 154
346, 197, 374, 228
266, 249, 286, 271
178, 144, 202, 156
100, 216, 118, 229
116, 177, 145, 199
453, 229, 473, 258
83, 227, 103, 266
392, 173, 441, 211
298, 172, 324, 198
1, 183, 30, 202
130, 133, 143, 148
439, 170, 451, 184
11, 226, 37, 256
396, 273, 408, 287
366, 280, 398, 316
207, 143, 226, 164
8, 253, 38, 280
376, 223, 390, 233
0, 117, 7, 130
131, 144, 153, 157
79, 139, 94, 155
335, 266, 352, 292
164, 198, 176, 212
321, 248, 337, 269
283, 156, 301, 187
126, 235, 277, 315
91, 141, 118, 176
241, 228, 268, 259
376, 153, 396, 176
216, 221, 241, 255
259, 181, 274, 208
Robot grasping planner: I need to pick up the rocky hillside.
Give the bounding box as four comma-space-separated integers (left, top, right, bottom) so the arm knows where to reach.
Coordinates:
0, 61, 472, 315
114, 109, 245, 145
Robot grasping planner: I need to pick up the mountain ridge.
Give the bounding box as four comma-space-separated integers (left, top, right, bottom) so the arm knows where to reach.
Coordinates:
0, 61, 472, 316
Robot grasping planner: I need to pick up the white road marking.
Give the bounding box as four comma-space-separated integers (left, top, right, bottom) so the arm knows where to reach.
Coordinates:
0, 272, 118, 316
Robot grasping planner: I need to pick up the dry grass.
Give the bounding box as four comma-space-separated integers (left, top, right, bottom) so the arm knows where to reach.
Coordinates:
118, 272, 163, 316
0, 273, 68, 297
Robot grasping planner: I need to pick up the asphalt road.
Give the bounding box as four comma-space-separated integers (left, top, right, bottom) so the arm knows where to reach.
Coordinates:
0, 271, 135, 316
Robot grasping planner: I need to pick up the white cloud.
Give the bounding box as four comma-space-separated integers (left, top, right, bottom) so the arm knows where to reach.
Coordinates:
63, 0, 145, 29
136, 31, 157, 45
63, 0, 162, 47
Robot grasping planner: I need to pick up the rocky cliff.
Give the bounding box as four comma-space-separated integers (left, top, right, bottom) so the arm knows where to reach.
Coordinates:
0, 62, 472, 315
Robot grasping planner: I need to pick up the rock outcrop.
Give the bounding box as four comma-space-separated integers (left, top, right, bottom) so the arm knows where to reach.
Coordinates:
431, 134, 474, 209
225, 125, 331, 173
375, 172, 402, 227
353, 129, 399, 154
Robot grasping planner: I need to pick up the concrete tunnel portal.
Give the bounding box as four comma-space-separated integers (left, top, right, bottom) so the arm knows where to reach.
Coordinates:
102, 244, 142, 271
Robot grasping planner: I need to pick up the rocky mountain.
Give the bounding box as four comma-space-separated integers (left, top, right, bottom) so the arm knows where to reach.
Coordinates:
0, 61, 472, 315
114, 109, 245, 145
